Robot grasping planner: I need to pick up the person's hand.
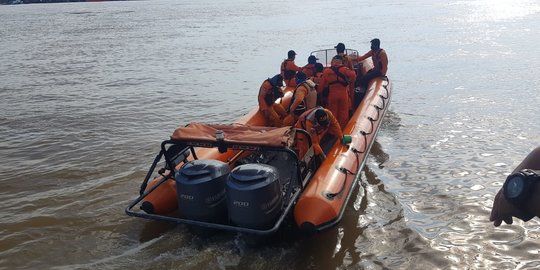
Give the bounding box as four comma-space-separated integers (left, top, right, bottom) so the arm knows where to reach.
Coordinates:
490, 189, 516, 226
490, 147, 540, 227
489, 188, 531, 226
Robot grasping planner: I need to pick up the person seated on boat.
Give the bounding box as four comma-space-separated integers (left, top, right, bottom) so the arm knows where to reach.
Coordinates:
283, 72, 317, 126
294, 107, 343, 162
318, 55, 356, 130
355, 38, 388, 91
490, 146, 540, 227
281, 50, 302, 87
258, 74, 287, 127
301, 55, 319, 78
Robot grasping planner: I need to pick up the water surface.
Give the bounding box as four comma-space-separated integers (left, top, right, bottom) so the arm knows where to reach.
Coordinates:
1, 0, 540, 269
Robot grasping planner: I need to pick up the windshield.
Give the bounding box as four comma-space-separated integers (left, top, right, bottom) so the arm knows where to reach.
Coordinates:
310, 48, 359, 66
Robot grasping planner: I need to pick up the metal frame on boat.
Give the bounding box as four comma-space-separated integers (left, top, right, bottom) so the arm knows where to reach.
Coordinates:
126, 126, 316, 235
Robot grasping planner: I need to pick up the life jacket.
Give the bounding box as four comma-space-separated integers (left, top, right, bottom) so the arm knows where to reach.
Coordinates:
372, 49, 383, 72
281, 59, 297, 80
288, 80, 316, 113
328, 66, 349, 87
303, 80, 317, 109
263, 79, 283, 105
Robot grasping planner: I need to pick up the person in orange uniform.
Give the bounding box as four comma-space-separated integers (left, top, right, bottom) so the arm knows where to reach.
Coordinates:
301, 55, 318, 78
335, 42, 356, 107
319, 55, 356, 130
294, 107, 343, 161
335, 42, 354, 70
281, 50, 302, 87
356, 38, 388, 90
283, 72, 317, 126
312, 63, 325, 106
257, 74, 287, 127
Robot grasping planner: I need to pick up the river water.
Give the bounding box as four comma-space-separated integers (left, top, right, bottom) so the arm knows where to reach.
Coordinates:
1, 0, 540, 269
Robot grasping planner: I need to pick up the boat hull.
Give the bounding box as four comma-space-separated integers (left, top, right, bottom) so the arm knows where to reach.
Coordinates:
294, 68, 392, 232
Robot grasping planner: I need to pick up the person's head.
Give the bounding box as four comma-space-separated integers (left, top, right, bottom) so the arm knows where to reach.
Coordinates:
370, 38, 381, 51
288, 50, 297, 59
295, 71, 307, 85
307, 55, 318, 64
315, 109, 330, 127
269, 74, 284, 87
315, 63, 324, 73
335, 43, 345, 54
331, 55, 343, 66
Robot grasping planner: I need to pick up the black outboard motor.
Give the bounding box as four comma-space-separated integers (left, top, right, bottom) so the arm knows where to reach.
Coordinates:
175, 160, 229, 223
226, 164, 283, 229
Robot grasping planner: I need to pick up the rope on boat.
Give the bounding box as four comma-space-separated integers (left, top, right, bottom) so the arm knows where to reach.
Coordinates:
321, 77, 391, 200
331, 77, 389, 197
355, 77, 389, 152
325, 145, 362, 200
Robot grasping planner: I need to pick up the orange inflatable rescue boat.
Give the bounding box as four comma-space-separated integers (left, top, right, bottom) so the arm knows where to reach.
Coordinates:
125, 48, 392, 235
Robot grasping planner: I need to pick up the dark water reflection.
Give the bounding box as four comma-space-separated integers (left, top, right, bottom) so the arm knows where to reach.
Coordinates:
1, 0, 540, 269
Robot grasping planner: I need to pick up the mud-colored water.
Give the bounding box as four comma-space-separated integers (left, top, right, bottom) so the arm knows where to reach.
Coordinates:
1, 0, 539, 269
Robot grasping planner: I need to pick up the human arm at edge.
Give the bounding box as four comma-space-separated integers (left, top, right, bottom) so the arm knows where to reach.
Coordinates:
490, 146, 540, 226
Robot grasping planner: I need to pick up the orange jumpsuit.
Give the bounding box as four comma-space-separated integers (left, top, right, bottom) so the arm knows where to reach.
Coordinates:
258, 79, 286, 127
281, 59, 301, 87
339, 53, 356, 104
319, 64, 356, 129
295, 107, 343, 159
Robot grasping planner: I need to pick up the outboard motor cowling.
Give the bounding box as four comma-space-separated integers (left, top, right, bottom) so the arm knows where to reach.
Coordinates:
175, 160, 229, 222
226, 164, 283, 229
